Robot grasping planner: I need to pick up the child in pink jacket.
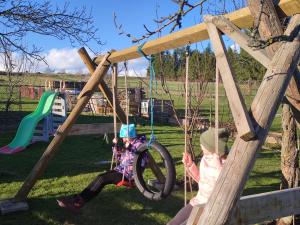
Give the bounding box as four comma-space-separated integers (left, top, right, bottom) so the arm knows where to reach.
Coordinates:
167, 127, 229, 225
57, 124, 147, 213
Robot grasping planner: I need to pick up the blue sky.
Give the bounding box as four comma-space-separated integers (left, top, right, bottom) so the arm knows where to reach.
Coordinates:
29, 1, 202, 51
22, 0, 244, 74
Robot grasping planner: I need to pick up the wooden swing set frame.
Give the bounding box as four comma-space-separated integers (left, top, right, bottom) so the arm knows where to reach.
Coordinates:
1, 0, 300, 224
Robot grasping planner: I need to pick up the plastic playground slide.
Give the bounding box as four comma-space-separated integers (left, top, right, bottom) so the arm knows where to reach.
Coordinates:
0, 91, 59, 154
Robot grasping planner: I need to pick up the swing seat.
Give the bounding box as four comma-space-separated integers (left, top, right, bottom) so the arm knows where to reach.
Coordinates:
116, 180, 135, 188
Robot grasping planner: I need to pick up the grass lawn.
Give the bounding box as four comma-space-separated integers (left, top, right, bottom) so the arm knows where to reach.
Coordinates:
0, 116, 282, 225
0, 76, 285, 224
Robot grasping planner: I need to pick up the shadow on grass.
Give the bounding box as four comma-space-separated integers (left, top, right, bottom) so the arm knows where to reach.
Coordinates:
243, 182, 281, 196
1, 188, 183, 225
0, 129, 182, 183
249, 170, 281, 180
0, 134, 114, 183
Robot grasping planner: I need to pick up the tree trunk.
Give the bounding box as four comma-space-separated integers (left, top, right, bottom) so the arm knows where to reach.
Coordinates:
247, 1, 300, 224
278, 100, 299, 225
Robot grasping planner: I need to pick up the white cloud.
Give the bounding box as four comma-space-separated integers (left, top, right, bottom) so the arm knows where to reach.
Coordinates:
118, 57, 148, 77
230, 43, 241, 53
36, 48, 89, 74
0, 47, 149, 76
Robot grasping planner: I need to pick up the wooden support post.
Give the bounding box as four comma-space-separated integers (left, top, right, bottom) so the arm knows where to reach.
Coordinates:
14, 53, 112, 201
191, 15, 300, 225
205, 21, 255, 141
78, 47, 126, 123
187, 187, 300, 225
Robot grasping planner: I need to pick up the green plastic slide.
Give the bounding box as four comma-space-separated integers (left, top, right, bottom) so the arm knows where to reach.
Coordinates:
0, 91, 59, 154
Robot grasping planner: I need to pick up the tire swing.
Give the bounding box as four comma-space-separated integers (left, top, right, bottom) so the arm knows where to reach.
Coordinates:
133, 43, 176, 201
133, 141, 176, 201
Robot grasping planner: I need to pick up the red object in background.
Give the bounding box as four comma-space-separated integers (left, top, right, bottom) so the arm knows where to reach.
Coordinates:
29, 86, 35, 100
38, 87, 44, 99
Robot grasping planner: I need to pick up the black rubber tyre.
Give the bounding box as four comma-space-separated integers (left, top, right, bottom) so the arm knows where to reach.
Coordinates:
133, 141, 176, 201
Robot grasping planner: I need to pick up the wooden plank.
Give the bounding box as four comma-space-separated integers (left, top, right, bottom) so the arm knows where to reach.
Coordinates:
230, 188, 300, 225
187, 187, 300, 225
205, 21, 255, 141
194, 15, 300, 225
68, 123, 121, 136
94, 0, 300, 64
78, 47, 126, 123
14, 53, 112, 201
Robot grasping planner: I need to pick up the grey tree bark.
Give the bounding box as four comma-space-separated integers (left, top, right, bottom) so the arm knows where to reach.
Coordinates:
247, 1, 300, 224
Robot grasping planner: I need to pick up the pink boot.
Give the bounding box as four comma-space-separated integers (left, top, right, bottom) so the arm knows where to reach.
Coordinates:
57, 195, 85, 213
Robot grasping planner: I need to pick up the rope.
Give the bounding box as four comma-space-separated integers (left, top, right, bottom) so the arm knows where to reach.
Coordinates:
215, 67, 219, 155
121, 61, 130, 182
111, 64, 118, 170
184, 45, 190, 206
209, 92, 213, 127
124, 62, 130, 129
137, 42, 156, 146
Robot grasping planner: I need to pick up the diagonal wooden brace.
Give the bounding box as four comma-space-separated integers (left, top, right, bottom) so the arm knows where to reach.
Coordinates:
14, 52, 112, 201
192, 14, 300, 225
78, 47, 126, 123
205, 20, 255, 141
206, 15, 300, 114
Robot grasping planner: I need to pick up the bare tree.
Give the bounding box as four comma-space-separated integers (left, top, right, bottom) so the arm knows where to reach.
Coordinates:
0, 42, 35, 131
114, 0, 245, 43
0, 0, 102, 61
0, 0, 103, 128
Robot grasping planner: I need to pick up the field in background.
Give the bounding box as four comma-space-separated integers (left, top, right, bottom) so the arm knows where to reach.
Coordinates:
0, 73, 282, 131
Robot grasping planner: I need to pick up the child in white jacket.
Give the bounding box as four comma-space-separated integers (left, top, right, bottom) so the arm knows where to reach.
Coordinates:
167, 127, 229, 225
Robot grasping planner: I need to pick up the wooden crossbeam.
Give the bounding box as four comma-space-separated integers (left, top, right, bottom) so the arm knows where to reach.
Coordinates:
14, 53, 112, 200
78, 48, 126, 123
193, 15, 300, 225
187, 187, 300, 225
94, 0, 300, 65
205, 21, 255, 141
